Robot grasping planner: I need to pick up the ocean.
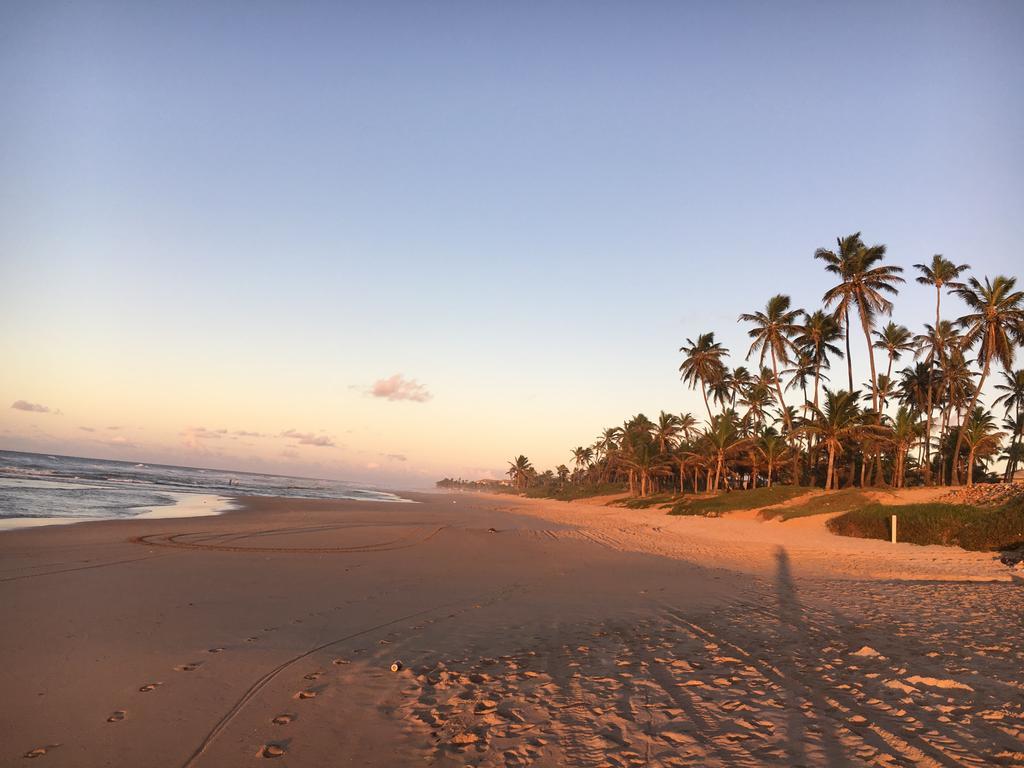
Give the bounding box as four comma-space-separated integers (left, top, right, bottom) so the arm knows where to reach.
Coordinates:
0, 450, 409, 528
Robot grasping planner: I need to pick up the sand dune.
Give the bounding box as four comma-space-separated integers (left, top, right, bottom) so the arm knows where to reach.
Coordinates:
0, 493, 1021, 766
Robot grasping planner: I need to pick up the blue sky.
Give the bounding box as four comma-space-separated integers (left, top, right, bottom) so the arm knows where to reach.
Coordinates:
1, 1, 1022, 486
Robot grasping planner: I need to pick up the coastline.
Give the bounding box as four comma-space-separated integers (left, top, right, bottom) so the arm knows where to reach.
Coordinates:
1, 492, 1021, 766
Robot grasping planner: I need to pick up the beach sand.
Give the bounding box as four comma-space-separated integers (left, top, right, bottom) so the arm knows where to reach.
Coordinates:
0, 492, 1021, 767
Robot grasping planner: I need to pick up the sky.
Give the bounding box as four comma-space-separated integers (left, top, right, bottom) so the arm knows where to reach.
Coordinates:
1, 1, 1022, 488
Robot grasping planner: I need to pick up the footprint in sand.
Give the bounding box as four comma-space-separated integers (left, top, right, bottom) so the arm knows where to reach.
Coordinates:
272, 714, 295, 725
207, 647, 224, 654
260, 743, 287, 759
303, 671, 324, 681
246, 637, 260, 643
107, 710, 127, 723
138, 682, 162, 693
175, 662, 203, 672
294, 689, 319, 700
332, 658, 350, 666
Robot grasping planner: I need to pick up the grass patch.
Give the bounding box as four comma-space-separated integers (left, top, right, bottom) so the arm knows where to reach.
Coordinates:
669, 486, 810, 517
611, 493, 680, 509
760, 488, 874, 521
827, 497, 1024, 551
520, 483, 628, 501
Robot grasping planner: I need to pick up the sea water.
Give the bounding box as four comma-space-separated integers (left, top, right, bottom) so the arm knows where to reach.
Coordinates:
0, 450, 409, 529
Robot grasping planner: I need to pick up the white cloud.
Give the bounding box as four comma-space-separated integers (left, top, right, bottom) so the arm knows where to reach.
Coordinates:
281, 429, 336, 448
369, 374, 431, 403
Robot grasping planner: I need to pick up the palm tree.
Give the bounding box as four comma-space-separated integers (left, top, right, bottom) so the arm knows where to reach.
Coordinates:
914, 255, 971, 482
616, 430, 672, 497
757, 428, 791, 488
507, 455, 534, 490
951, 276, 1024, 484
820, 236, 905, 412
993, 369, 1024, 480
555, 464, 570, 485
654, 411, 682, 454
886, 406, 923, 488
960, 408, 1005, 486
738, 294, 803, 433
677, 412, 698, 442
679, 333, 729, 421
873, 321, 914, 403
571, 446, 593, 484
798, 389, 882, 490
701, 413, 750, 492
814, 233, 866, 391
795, 310, 844, 414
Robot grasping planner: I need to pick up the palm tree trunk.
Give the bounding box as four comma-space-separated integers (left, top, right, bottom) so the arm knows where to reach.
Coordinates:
844, 306, 853, 391
858, 301, 880, 412
700, 380, 713, 422
967, 449, 975, 486
767, 462, 774, 488
952, 358, 991, 485
825, 445, 835, 490
923, 284, 941, 484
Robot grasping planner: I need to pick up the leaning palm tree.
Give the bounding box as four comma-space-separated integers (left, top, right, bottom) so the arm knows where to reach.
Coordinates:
959, 408, 1005, 487
951, 275, 1024, 484
679, 333, 729, 421
820, 237, 905, 412
914, 255, 970, 482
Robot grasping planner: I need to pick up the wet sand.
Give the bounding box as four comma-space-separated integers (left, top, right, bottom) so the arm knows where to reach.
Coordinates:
0, 492, 1021, 767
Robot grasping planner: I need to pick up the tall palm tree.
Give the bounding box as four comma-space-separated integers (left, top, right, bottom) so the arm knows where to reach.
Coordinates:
951, 276, 1024, 484
815, 233, 866, 391
679, 333, 729, 422
795, 310, 844, 415
820, 236, 905, 412
738, 294, 803, 433
914, 255, 971, 482
677, 413, 698, 442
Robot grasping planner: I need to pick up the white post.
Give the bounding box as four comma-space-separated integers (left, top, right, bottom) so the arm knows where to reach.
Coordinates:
891, 514, 897, 544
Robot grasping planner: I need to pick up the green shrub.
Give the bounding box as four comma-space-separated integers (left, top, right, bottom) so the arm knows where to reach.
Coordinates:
827, 498, 1024, 551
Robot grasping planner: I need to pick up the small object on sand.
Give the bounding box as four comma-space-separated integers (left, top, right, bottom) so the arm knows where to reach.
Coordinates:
488, 527, 498, 533
390, 660, 403, 672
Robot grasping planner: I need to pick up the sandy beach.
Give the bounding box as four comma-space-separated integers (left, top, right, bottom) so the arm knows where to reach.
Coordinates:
1, 492, 1022, 767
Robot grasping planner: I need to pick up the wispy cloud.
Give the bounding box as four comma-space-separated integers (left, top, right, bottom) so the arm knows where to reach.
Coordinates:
11, 400, 60, 414
383, 453, 407, 462
370, 374, 431, 403
79, 426, 96, 432
180, 426, 226, 449
280, 429, 335, 448
232, 429, 264, 437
